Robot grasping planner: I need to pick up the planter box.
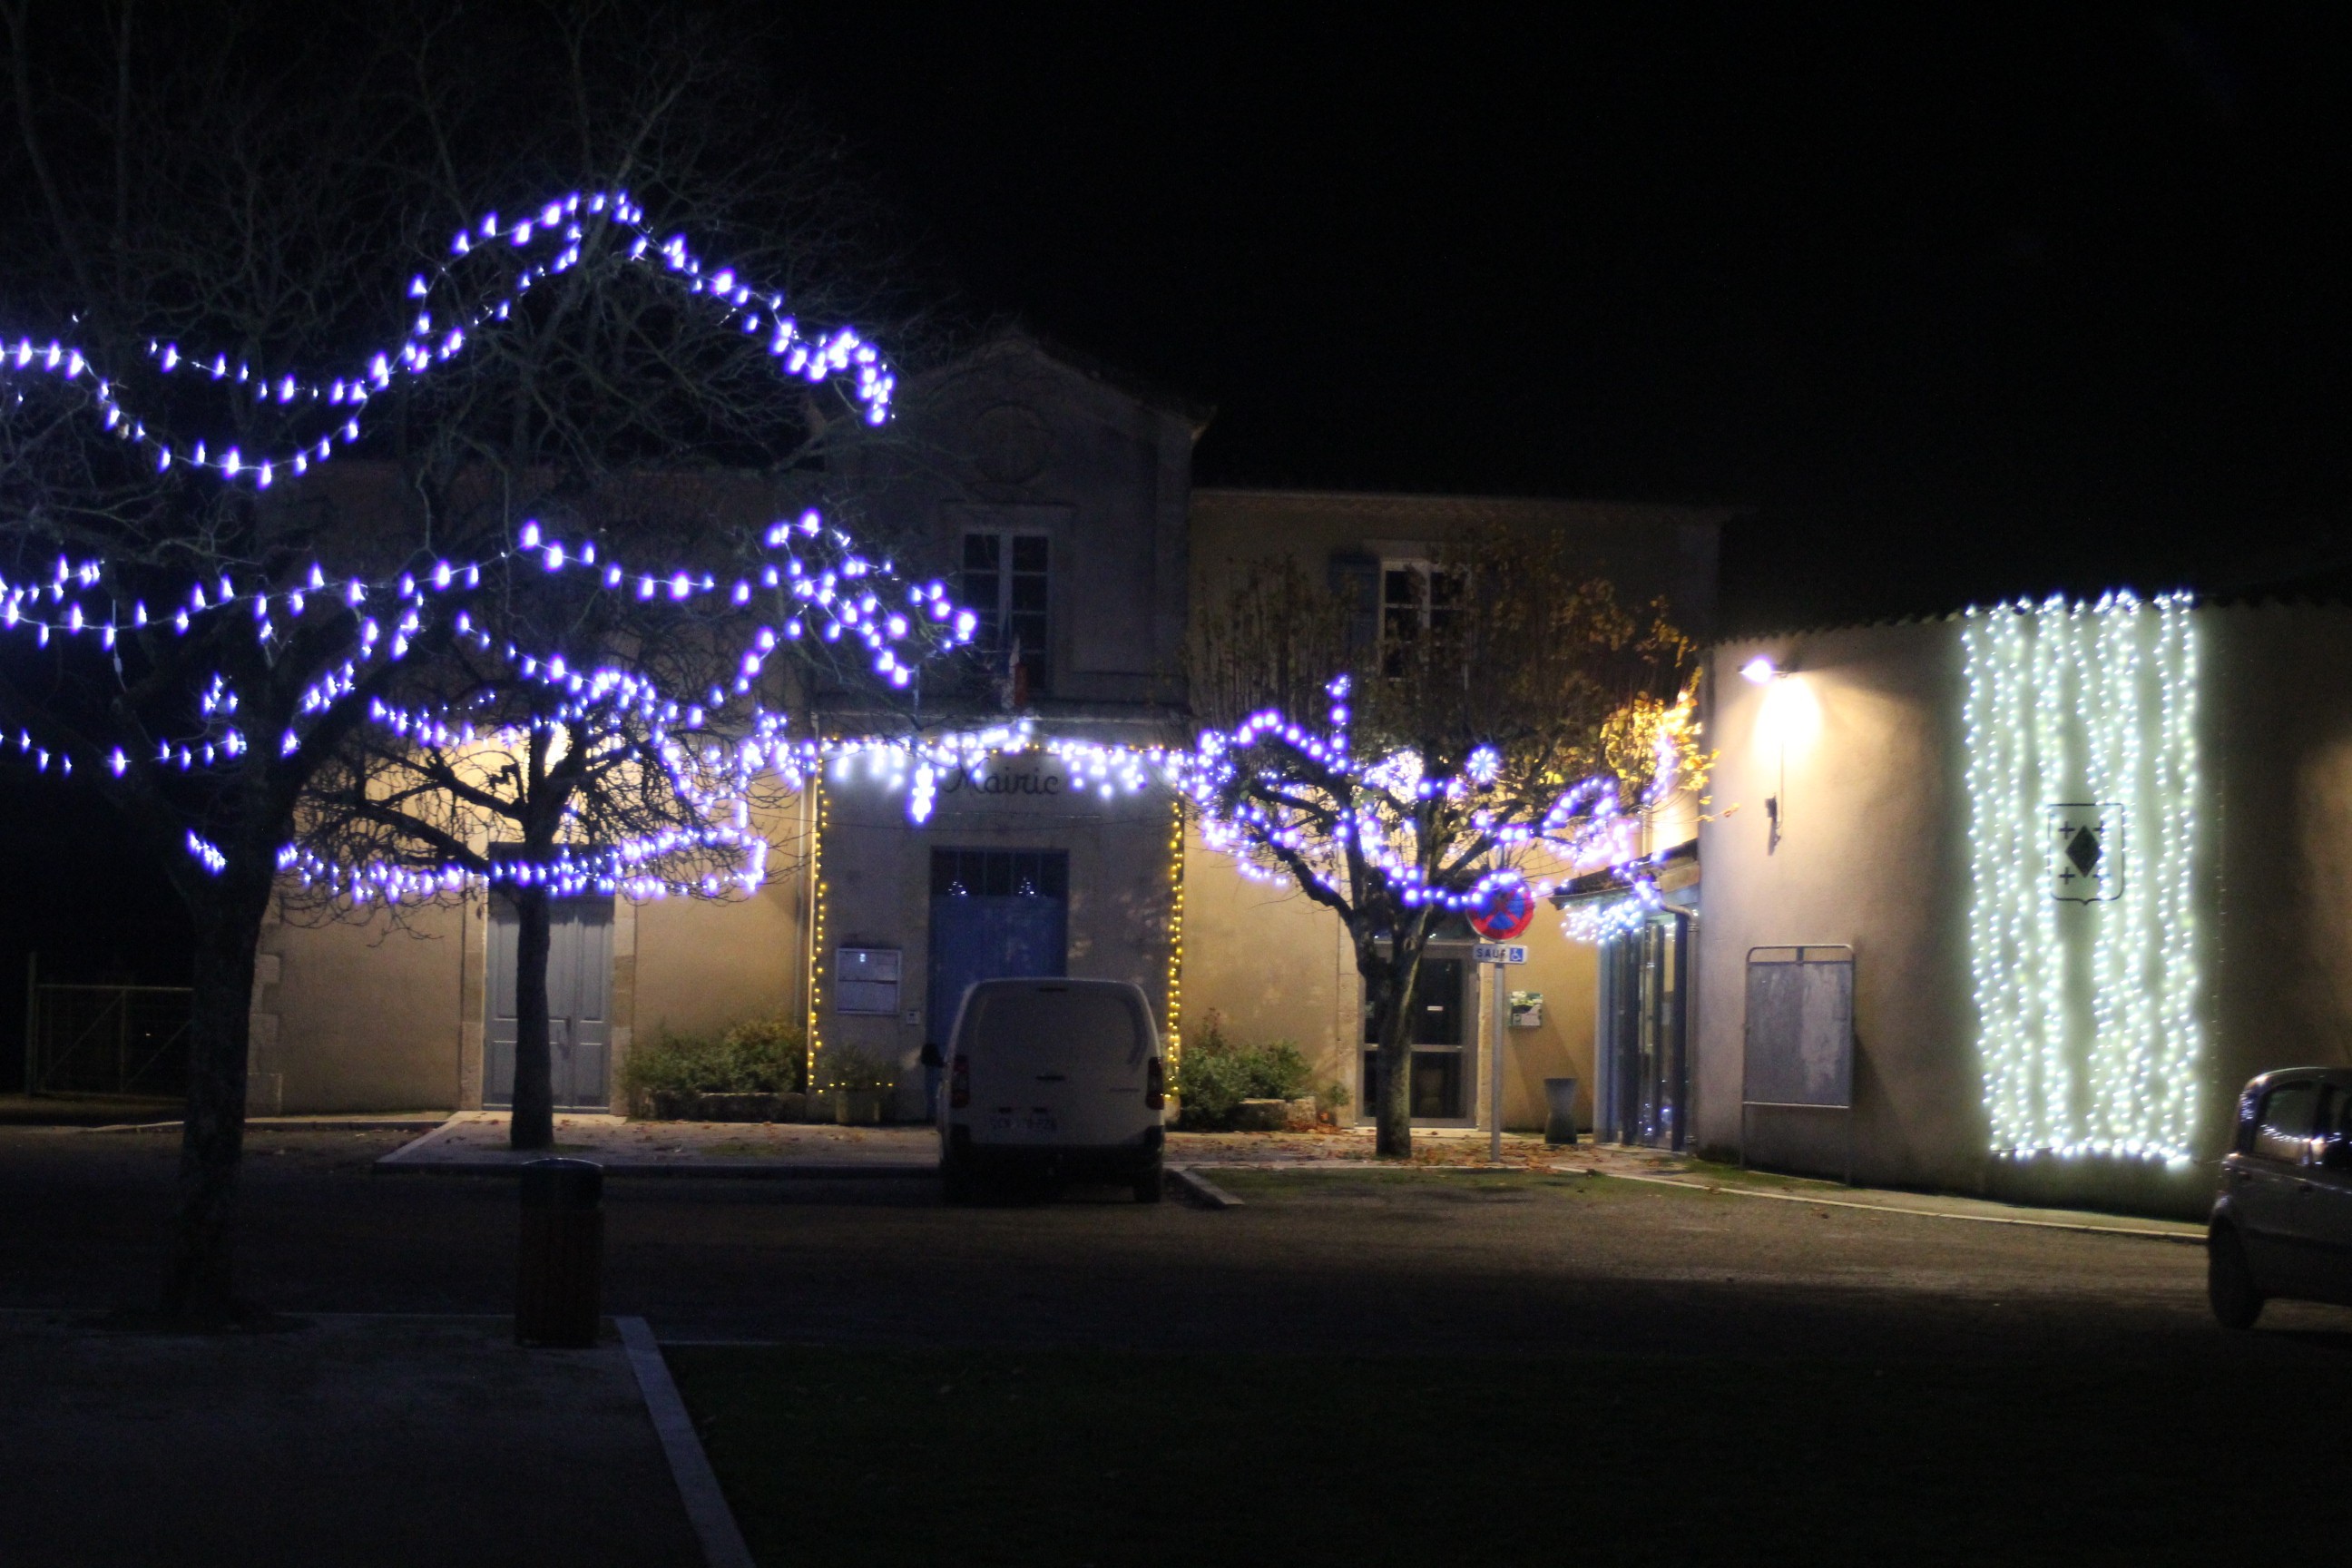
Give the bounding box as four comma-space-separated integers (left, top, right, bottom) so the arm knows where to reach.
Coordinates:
637, 1090, 808, 1122
833, 1089, 887, 1126
1283, 1097, 1320, 1132
1232, 1098, 1290, 1132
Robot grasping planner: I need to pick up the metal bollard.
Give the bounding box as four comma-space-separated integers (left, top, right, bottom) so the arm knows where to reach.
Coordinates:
515, 1157, 604, 1348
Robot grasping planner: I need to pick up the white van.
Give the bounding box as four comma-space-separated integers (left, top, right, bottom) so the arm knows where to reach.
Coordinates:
922, 977, 1166, 1202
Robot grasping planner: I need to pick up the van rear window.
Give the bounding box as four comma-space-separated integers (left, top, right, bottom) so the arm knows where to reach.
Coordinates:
967, 988, 1144, 1055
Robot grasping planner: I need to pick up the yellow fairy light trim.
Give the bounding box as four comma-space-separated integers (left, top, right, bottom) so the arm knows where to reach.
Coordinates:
1164, 796, 1186, 1073
805, 779, 828, 1089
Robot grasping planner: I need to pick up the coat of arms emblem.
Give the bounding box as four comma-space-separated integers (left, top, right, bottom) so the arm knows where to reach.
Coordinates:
2047, 803, 2123, 902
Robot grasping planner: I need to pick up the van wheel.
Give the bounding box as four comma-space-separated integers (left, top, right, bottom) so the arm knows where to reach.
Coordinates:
1132, 1165, 1164, 1204
2208, 1224, 2264, 1329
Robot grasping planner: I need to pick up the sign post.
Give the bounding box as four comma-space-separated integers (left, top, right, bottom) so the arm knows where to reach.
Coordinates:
1468, 876, 1538, 1167
1489, 958, 1506, 1164
1471, 940, 1529, 1163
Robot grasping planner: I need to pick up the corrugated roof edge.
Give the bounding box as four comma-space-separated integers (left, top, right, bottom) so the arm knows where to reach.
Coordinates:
1715, 591, 2352, 649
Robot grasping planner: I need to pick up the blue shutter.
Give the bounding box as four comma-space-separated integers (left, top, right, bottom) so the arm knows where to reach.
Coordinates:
1328, 552, 1379, 659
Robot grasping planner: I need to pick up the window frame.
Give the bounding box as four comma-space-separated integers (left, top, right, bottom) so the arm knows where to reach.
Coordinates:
959, 527, 1053, 695
1376, 554, 1466, 679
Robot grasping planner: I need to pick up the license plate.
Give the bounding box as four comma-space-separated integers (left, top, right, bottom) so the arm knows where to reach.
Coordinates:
1026, 1115, 1057, 1133
988, 1115, 1014, 1132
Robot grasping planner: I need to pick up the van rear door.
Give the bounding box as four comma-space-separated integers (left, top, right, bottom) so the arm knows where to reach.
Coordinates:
964, 984, 1151, 1146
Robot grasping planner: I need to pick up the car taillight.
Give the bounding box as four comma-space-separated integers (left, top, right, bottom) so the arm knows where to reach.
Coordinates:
949, 1053, 971, 1110
1145, 1055, 1165, 1111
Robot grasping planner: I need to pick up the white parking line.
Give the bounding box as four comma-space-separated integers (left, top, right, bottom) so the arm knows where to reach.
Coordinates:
619, 1317, 756, 1568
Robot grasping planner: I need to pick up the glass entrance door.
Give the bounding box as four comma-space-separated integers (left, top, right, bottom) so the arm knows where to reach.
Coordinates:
1360, 955, 1471, 1122
1598, 912, 1690, 1150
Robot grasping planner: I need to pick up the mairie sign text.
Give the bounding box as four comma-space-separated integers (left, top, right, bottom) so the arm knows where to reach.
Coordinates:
939, 765, 1065, 798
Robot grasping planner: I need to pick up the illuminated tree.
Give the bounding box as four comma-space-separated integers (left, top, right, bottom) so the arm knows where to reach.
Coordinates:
287, 511, 961, 1152
1185, 530, 1704, 1157
0, 3, 945, 1318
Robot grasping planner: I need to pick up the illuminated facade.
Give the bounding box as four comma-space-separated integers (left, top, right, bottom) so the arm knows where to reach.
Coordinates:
1698, 599, 2352, 1213
238, 338, 1732, 1127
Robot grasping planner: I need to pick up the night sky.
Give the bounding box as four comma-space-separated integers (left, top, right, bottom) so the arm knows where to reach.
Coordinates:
785, 10, 2351, 631
6, 10, 2349, 1012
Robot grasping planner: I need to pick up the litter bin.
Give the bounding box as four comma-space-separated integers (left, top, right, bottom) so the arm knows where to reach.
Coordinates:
515, 1157, 603, 1348
1543, 1078, 1581, 1146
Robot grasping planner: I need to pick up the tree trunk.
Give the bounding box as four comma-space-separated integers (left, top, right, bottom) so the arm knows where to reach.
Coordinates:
508, 883, 556, 1152
162, 872, 274, 1323
1361, 936, 1426, 1160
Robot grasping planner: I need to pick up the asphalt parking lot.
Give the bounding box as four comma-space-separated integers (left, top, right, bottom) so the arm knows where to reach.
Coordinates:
6, 1127, 2351, 1566
3, 1125, 2346, 1358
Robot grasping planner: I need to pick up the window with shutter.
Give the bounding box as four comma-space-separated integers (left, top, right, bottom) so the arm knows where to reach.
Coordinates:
1328, 553, 1379, 661
961, 530, 1051, 696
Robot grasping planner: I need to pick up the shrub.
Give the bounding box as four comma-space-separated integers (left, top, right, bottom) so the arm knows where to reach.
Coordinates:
621, 1012, 807, 1106
1175, 1012, 1313, 1129
817, 1043, 896, 1094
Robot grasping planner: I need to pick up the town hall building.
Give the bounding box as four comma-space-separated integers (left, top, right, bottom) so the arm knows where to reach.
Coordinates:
240, 332, 1731, 1137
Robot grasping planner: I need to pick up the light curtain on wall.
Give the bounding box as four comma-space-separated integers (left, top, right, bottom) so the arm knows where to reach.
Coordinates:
1961, 593, 2201, 1161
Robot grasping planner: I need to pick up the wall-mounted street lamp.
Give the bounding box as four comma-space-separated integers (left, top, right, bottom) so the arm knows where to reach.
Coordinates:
1740, 652, 1802, 853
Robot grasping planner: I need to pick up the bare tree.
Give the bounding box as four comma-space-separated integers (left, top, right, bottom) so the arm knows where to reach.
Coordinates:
0, 1, 944, 1318
1186, 529, 1705, 1158
287, 501, 954, 1152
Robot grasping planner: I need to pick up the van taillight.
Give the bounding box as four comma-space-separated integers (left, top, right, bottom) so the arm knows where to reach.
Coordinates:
950, 1054, 971, 1110
1145, 1055, 1165, 1111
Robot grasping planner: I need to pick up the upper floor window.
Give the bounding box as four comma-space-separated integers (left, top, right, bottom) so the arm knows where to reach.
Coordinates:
1379, 559, 1464, 678
961, 531, 1051, 697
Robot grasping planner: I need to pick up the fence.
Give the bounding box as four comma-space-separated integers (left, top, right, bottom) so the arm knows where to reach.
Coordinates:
24, 982, 194, 1098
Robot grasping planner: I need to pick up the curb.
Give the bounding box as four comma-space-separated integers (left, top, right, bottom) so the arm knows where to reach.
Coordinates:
1168, 1165, 1243, 1208
84, 1115, 451, 1135
1607, 1171, 2206, 1244
375, 1157, 937, 1180
618, 1317, 755, 1568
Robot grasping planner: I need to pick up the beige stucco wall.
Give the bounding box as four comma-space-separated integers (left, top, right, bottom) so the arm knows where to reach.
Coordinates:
2202, 604, 2352, 1100
254, 794, 815, 1115
1699, 603, 2352, 1215
1178, 832, 1600, 1132
251, 900, 470, 1113
1695, 621, 1979, 1188
632, 871, 809, 1046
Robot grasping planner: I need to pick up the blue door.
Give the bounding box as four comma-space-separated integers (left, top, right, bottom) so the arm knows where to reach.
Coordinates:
926, 848, 1069, 1052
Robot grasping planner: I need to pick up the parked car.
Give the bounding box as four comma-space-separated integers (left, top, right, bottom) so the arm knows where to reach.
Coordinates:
2208, 1066, 2352, 1327
921, 977, 1166, 1203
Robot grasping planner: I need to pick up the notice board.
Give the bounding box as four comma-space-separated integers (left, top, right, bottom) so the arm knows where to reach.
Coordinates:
1741, 946, 1855, 1111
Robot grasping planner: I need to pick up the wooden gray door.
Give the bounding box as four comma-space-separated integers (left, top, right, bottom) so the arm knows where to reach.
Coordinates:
486, 897, 614, 1111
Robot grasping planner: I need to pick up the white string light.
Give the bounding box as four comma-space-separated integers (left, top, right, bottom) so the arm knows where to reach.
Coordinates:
0, 513, 973, 808
1963, 591, 2201, 1162
1182, 674, 1696, 917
